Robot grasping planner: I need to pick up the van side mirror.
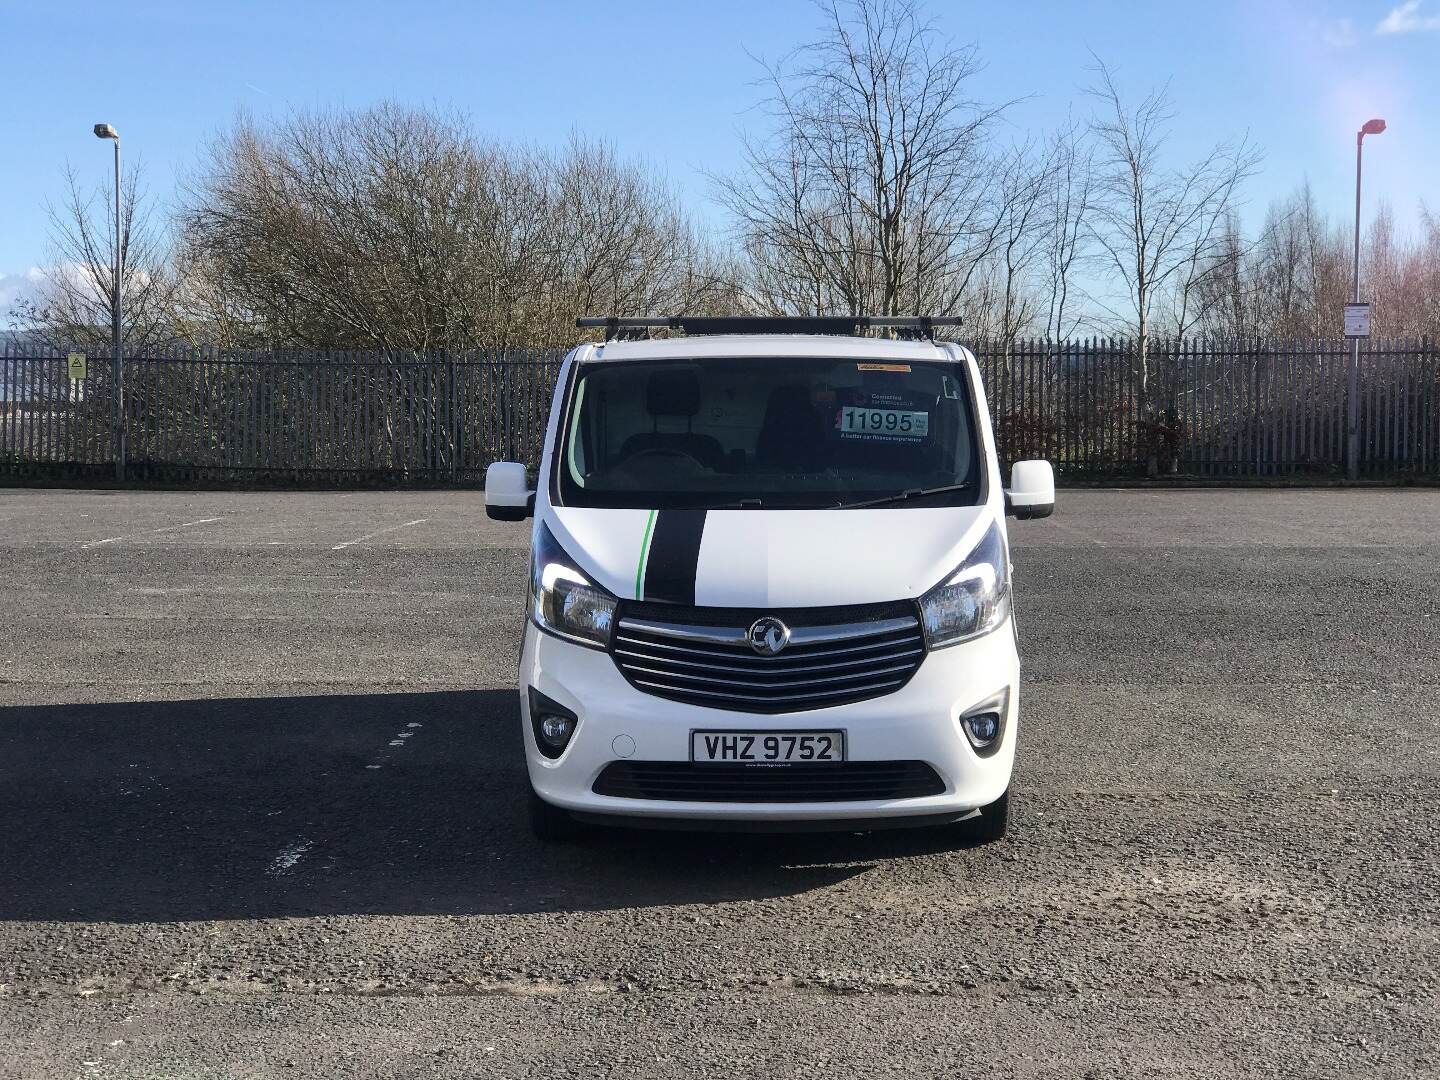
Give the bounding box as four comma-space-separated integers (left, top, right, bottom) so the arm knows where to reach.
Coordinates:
1005, 460, 1054, 520
485, 461, 534, 521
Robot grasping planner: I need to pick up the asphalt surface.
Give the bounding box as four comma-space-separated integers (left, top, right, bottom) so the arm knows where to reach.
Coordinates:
0, 487, 1436, 1079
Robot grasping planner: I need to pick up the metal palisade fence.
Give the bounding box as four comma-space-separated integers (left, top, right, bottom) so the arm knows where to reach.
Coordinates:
1, 338, 1437, 483
977, 337, 1440, 478
0, 345, 563, 484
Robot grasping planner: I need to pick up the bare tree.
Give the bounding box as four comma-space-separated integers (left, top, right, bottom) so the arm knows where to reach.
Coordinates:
1361, 202, 1440, 337
1038, 120, 1094, 342
1182, 210, 1257, 338
550, 138, 740, 333
14, 163, 176, 352
987, 140, 1059, 346
167, 234, 267, 349
1193, 187, 1331, 339
718, 0, 1013, 318
1189, 183, 1440, 340
180, 106, 732, 351
1084, 58, 1259, 388
1417, 205, 1440, 335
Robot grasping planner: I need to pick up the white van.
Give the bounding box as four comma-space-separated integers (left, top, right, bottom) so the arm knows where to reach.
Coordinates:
486, 317, 1054, 842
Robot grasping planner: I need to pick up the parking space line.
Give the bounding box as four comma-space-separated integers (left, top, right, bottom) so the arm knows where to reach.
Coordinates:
151, 517, 222, 534
81, 517, 224, 549
267, 840, 314, 876
365, 722, 424, 769
1045, 519, 1107, 547
331, 518, 428, 550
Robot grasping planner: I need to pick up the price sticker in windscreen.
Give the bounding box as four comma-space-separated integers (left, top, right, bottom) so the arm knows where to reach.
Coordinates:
837, 405, 929, 440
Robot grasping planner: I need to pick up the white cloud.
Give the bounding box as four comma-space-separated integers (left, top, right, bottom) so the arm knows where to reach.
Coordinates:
0, 268, 46, 316
1, 264, 157, 326
1376, 0, 1440, 33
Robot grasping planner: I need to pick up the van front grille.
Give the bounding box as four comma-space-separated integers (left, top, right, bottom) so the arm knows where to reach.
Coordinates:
609, 601, 926, 713
592, 761, 945, 802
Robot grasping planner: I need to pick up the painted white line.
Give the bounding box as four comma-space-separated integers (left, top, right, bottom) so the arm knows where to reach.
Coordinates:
364, 724, 425, 769
331, 518, 429, 551
267, 840, 314, 876
1045, 519, 1107, 547
152, 517, 222, 534
81, 518, 222, 549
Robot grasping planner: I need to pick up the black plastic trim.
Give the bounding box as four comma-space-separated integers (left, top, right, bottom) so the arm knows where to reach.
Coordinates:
569, 808, 977, 833
576, 315, 964, 339
960, 688, 1010, 759
527, 687, 579, 760
592, 760, 945, 802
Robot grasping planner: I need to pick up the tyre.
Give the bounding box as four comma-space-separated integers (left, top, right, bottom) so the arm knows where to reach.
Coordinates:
966, 788, 1010, 844
528, 786, 586, 843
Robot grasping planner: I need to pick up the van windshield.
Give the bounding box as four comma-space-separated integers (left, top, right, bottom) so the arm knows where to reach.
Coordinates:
554, 356, 981, 510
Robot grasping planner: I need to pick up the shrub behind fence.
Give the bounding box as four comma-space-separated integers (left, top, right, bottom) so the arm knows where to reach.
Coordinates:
2, 338, 1437, 483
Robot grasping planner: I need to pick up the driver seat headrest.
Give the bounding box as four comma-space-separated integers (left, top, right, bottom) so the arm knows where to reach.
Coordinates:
646, 370, 702, 417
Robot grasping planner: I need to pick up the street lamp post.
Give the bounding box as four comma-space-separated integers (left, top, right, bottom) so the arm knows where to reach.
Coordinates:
1347, 117, 1385, 481
94, 122, 123, 481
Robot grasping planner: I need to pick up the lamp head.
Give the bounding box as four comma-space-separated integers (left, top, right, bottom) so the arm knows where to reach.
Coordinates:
1360, 118, 1387, 136
93, 123, 118, 140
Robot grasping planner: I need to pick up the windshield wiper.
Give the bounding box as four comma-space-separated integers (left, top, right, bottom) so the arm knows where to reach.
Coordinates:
831, 482, 977, 510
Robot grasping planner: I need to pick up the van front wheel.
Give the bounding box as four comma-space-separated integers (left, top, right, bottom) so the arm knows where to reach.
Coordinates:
966, 789, 1010, 844
528, 787, 586, 843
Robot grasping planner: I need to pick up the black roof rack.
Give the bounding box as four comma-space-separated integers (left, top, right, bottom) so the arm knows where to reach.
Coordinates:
576, 315, 962, 341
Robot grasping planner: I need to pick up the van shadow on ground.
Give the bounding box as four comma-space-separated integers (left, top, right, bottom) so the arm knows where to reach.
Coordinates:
0, 689, 980, 923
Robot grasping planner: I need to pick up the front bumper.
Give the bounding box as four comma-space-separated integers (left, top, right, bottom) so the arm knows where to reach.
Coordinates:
519, 620, 1019, 823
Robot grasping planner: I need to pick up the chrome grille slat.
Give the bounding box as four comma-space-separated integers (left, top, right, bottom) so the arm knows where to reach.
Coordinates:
612, 645, 923, 677
616, 619, 749, 646
630, 676, 908, 705
618, 615, 917, 647
611, 602, 926, 713
621, 660, 918, 691
612, 631, 920, 664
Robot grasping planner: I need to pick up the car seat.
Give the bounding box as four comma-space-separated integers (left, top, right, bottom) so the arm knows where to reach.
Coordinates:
617, 370, 725, 469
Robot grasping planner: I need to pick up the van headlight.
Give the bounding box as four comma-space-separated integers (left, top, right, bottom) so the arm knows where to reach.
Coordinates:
919, 520, 1011, 648
531, 523, 617, 649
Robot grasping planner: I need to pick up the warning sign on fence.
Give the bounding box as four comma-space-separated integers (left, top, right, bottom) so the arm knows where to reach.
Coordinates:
67, 353, 87, 381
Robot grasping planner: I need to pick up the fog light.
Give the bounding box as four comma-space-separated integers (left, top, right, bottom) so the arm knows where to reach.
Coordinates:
963, 712, 1000, 745
540, 715, 574, 747
528, 688, 578, 759
960, 689, 1009, 758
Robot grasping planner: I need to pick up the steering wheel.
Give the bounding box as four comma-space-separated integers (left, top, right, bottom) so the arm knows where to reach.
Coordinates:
624, 447, 708, 470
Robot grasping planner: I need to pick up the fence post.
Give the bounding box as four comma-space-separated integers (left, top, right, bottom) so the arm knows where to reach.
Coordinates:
448, 351, 458, 483
115, 353, 127, 482
1346, 336, 1360, 480
501, 358, 513, 462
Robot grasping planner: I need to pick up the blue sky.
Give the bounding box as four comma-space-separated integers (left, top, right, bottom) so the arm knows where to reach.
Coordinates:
2, 0, 1437, 312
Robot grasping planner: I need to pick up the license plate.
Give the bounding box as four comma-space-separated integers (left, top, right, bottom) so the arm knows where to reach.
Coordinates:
690, 730, 846, 763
